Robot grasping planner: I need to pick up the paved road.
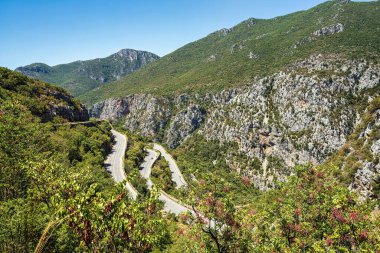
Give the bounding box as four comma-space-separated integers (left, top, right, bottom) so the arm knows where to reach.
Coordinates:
138, 146, 193, 215
105, 130, 213, 222
105, 130, 138, 199
105, 130, 192, 215
53, 119, 105, 126
105, 130, 191, 215
153, 144, 188, 188
158, 192, 193, 215
139, 148, 158, 189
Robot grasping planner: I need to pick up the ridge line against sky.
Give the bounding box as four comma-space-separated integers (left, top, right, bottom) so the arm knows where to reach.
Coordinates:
0, 0, 374, 69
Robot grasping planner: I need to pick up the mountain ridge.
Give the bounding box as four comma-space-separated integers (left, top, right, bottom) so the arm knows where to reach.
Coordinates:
80, 0, 379, 105
16, 48, 160, 97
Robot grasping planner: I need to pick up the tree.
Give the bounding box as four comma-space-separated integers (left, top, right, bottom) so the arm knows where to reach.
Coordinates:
53, 183, 171, 253
187, 165, 380, 252
186, 174, 251, 253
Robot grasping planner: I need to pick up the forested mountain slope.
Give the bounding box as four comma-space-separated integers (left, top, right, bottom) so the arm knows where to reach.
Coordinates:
16, 49, 159, 97
0, 68, 169, 252
82, 0, 379, 104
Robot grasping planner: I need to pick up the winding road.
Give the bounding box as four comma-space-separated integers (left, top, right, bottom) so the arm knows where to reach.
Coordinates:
105, 130, 138, 199
153, 144, 188, 188
105, 129, 192, 215
139, 148, 158, 189
138, 146, 192, 215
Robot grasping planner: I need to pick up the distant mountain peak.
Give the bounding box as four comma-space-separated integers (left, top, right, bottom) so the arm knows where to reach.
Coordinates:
116, 48, 139, 58
332, 0, 351, 3
16, 48, 160, 97
16, 63, 52, 74
241, 18, 257, 27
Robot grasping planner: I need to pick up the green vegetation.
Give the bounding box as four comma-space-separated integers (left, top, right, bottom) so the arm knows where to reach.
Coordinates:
0, 67, 86, 122
2, 0, 380, 250
176, 165, 380, 252
151, 155, 176, 192
1, 68, 379, 252
328, 96, 380, 192
173, 134, 260, 205
123, 130, 150, 195
80, 0, 380, 105
0, 69, 170, 252
17, 49, 159, 97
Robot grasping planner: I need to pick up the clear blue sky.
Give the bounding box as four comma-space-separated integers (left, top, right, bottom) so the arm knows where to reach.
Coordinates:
0, 0, 371, 69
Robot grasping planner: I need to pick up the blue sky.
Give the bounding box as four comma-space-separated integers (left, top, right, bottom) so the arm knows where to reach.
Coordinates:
0, 0, 371, 69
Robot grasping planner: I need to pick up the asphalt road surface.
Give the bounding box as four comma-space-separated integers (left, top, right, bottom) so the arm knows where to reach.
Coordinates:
138, 147, 193, 215
105, 129, 138, 199
153, 144, 188, 188
139, 148, 158, 189
104, 130, 218, 225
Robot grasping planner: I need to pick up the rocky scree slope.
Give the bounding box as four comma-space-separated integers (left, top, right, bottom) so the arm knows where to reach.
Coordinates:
90, 54, 380, 192
16, 49, 159, 97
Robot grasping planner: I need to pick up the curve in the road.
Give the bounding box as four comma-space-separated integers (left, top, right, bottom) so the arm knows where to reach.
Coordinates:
139, 148, 158, 189
153, 144, 188, 188
105, 130, 215, 227
138, 146, 193, 215
105, 130, 193, 215
105, 129, 138, 199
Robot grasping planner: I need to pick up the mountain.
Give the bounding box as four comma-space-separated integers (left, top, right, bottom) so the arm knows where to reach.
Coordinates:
0, 68, 111, 251
0, 69, 378, 253
88, 0, 380, 198
81, 0, 379, 105
16, 49, 160, 97
0, 67, 88, 122
2, 1, 380, 251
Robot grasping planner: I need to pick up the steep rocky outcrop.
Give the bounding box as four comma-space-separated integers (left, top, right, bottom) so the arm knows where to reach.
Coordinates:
312, 23, 344, 37
41, 88, 89, 122
326, 93, 380, 200
343, 104, 380, 200
166, 105, 206, 149
293, 23, 345, 49
350, 162, 380, 201
90, 94, 171, 136
90, 54, 380, 191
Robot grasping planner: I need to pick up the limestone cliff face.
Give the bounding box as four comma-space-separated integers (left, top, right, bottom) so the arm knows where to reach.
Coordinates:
342, 100, 380, 201
90, 94, 171, 136
166, 104, 206, 149
90, 54, 380, 191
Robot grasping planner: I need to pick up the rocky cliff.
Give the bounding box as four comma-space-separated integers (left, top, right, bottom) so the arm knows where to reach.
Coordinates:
328, 96, 380, 201
90, 54, 380, 191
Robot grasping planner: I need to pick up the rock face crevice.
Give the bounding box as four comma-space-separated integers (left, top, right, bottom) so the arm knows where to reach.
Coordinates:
166, 105, 206, 149
90, 94, 171, 136
90, 54, 380, 190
